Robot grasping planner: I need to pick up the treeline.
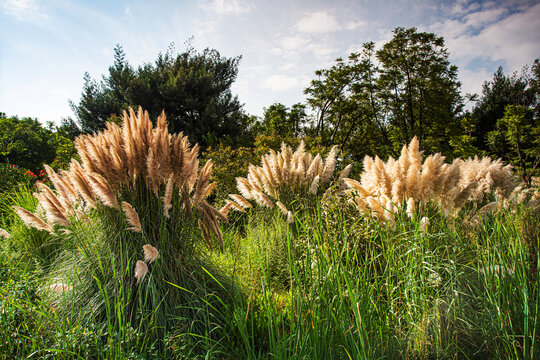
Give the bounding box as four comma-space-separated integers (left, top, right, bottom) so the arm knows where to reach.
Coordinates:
1, 27, 539, 194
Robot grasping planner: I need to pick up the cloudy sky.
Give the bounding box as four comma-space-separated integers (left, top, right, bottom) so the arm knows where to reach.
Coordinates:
1, 0, 539, 124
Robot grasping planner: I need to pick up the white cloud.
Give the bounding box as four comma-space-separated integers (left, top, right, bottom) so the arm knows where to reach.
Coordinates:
1, 0, 47, 20
295, 11, 341, 33
263, 74, 299, 91
462, 7, 507, 28
201, 0, 253, 15
433, 3, 540, 74
344, 20, 367, 31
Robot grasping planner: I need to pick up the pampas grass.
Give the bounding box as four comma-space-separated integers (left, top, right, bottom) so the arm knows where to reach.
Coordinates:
0, 228, 10, 239
143, 244, 159, 263
122, 201, 142, 233
344, 136, 518, 221
15, 107, 224, 248
230, 141, 350, 221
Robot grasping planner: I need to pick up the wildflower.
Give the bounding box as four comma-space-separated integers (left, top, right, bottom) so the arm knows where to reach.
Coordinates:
143, 244, 159, 263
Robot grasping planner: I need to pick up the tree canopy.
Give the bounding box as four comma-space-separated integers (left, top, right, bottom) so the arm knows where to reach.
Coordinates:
71, 43, 253, 148
304, 27, 463, 159
0, 114, 61, 172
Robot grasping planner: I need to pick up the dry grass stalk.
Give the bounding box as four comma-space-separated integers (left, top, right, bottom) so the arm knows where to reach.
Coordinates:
122, 201, 142, 233
345, 136, 517, 221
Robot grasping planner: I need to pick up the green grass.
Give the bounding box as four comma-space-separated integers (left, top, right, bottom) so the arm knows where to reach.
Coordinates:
1, 186, 538, 359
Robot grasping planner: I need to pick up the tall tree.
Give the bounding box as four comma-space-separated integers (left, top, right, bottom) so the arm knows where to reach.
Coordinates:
71, 43, 252, 148
471, 64, 536, 151
376, 27, 463, 154
260, 102, 307, 137
305, 28, 463, 159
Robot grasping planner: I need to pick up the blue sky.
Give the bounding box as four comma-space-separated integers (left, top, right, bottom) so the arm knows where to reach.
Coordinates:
1, 0, 539, 124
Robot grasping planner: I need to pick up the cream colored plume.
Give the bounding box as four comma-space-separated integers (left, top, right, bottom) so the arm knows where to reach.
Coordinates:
122, 201, 142, 233
0, 228, 10, 239
13, 206, 54, 234
344, 136, 518, 221
134, 260, 148, 284
233, 141, 349, 211
143, 244, 159, 263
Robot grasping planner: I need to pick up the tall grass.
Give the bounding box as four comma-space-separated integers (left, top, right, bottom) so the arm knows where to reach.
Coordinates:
2, 110, 538, 358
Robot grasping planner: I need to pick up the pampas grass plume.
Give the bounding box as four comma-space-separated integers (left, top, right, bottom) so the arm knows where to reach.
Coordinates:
122, 201, 142, 233
420, 217, 430, 234
143, 244, 159, 263
0, 228, 10, 238
13, 206, 54, 234
134, 260, 148, 284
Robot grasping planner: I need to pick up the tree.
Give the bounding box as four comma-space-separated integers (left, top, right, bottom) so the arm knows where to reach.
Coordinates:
487, 105, 540, 183
305, 28, 463, 159
471, 65, 536, 151
376, 27, 463, 155
0, 115, 57, 172
71, 43, 252, 148
259, 102, 307, 137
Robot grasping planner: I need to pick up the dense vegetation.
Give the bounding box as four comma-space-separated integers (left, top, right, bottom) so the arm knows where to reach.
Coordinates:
1, 27, 539, 359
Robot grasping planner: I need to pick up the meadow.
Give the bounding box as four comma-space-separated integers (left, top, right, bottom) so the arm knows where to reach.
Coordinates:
0, 108, 538, 359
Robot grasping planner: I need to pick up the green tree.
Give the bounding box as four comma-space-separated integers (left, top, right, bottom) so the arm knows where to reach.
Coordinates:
305, 28, 463, 159
71, 43, 253, 148
376, 27, 463, 155
259, 102, 307, 137
471, 64, 537, 151
488, 105, 540, 183
0, 114, 57, 172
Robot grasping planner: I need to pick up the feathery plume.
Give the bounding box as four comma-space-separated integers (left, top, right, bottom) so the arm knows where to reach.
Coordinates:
134, 260, 148, 284
419, 217, 430, 234
276, 201, 289, 216
87, 173, 119, 209
309, 175, 320, 195
287, 211, 294, 224
122, 201, 142, 233
0, 228, 10, 239
229, 194, 252, 209
13, 206, 54, 233
143, 244, 159, 263
162, 174, 174, 219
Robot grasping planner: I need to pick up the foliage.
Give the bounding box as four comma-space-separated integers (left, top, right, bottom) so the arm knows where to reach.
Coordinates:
472, 60, 539, 151
70, 43, 253, 149
0, 114, 57, 172
304, 28, 463, 159
256, 102, 308, 137
0, 163, 44, 194
202, 144, 260, 202
488, 105, 540, 183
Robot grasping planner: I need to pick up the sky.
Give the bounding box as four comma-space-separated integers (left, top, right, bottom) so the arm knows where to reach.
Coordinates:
0, 0, 539, 125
